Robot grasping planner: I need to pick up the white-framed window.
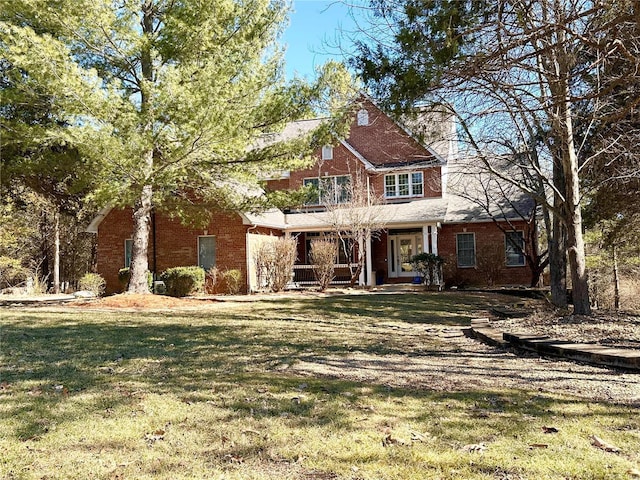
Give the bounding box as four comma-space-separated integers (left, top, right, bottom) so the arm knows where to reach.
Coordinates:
357, 108, 369, 126
321, 145, 333, 160
124, 239, 133, 268
303, 175, 351, 205
198, 235, 216, 271
505, 231, 525, 266
384, 172, 424, 198
456, 233, 476, 268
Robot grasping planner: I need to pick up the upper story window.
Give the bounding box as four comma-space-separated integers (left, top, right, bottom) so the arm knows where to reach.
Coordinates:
456, 233, 476, 268
321, 145, 333, 160
303, 175, 351, 205
384, 172, 424, 198
505, 231, 525, 266
357, 109, 369, 126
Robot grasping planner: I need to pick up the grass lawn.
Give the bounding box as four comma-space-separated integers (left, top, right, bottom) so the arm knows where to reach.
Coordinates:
1, 292, 639, 479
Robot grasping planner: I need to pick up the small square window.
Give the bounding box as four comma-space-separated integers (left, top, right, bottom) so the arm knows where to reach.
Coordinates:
321, 145, 333, 160
357, 109, 369, 126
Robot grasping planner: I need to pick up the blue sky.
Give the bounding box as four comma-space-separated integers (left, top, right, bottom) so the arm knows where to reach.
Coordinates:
281, 0, 359, 80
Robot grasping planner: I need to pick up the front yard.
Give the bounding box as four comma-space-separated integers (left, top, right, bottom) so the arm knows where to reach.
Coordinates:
1, 292, 639, 479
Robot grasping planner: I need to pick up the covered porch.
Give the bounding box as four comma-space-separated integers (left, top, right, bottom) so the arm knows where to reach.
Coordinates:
288, 223, 441, 288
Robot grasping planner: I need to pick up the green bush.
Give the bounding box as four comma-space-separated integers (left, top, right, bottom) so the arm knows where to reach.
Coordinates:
118, 268, 153, 292
77, 273, 106, 296
160, 266, 205, 297
222, 269, 242, 295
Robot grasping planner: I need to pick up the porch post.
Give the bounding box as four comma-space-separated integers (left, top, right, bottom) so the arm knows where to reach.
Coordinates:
432, 224, 441, 287
422, 225, 430, 254
358, 237, 365, 286
366, 232, 373, 286
431, 224, 439, 255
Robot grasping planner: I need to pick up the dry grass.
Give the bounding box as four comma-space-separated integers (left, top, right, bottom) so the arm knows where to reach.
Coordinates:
1, 292, 639, 479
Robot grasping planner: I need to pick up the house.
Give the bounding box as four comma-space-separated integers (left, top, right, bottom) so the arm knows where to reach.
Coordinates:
88, 98, 535, 294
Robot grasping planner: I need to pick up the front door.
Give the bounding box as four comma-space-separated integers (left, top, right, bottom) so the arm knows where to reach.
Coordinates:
389, 234, 423, 277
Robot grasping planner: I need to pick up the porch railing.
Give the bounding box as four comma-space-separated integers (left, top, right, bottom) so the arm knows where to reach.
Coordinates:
291, 263, 360, 287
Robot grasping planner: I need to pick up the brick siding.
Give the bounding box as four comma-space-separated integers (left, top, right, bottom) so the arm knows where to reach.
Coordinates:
438, 222, 532, 287
98, 208, 251, 294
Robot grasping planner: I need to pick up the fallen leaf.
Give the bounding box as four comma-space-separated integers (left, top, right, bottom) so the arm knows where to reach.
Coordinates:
382, 434, 409, 447
627, 468, 640, 478
410, 431, 429, 442
28, 387, 43, 396
144, 429, 165, 442
223, 454, 243, 464
461, 443, 487, 453
590, 435, 621, 453
542, 426, 559, 433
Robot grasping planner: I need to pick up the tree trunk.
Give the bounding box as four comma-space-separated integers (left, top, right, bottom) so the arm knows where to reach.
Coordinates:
126, 1, 155, 294
612, 244, 620, 311
543, 12, 590, 314
559, 95, 591, 315
548, 168, 568, 308
128, 183, 153, 293
53, 208, 60, 294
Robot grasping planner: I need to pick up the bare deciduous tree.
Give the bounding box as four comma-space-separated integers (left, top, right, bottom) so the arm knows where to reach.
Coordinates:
317, 169, 387, 286
350, 0, 640, 314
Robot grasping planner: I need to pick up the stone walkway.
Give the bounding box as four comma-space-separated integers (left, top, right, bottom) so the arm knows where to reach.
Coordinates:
467, 318, 640, 371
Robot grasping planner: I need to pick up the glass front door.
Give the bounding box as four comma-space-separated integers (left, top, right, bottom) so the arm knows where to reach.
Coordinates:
390, 234, 423, 277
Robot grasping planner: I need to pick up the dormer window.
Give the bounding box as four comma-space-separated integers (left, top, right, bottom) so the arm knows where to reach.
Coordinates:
357, 109, 369, 126
321, 145, 333, 160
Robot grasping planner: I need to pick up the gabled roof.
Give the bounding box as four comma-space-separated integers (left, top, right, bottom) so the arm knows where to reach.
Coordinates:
444, 156, 536, 223
344, 97, 446, 168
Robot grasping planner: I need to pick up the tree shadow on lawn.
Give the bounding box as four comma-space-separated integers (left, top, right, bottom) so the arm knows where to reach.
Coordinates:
2, 310, 637, 450
247, 291, 512, 326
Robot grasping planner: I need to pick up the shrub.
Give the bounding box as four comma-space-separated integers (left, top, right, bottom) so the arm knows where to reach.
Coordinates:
310, 239, 336, 292
410, 252, 444, 289
222, 269, 242, 295
205, 266, 221, 294
77, 273, 106, 296
255, 237, 297, 292
0, 256, 28, 289
118, 268, 153, 292
160, 266, 205, 297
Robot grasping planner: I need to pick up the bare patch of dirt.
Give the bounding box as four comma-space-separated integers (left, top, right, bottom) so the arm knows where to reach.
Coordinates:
290, 325, 640, 405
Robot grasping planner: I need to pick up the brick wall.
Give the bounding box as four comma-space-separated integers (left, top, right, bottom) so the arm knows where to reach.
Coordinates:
348, 99, 437, 166
438, 222, 532, 287
265, 98, 444, 200
98, 208, 252, 294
